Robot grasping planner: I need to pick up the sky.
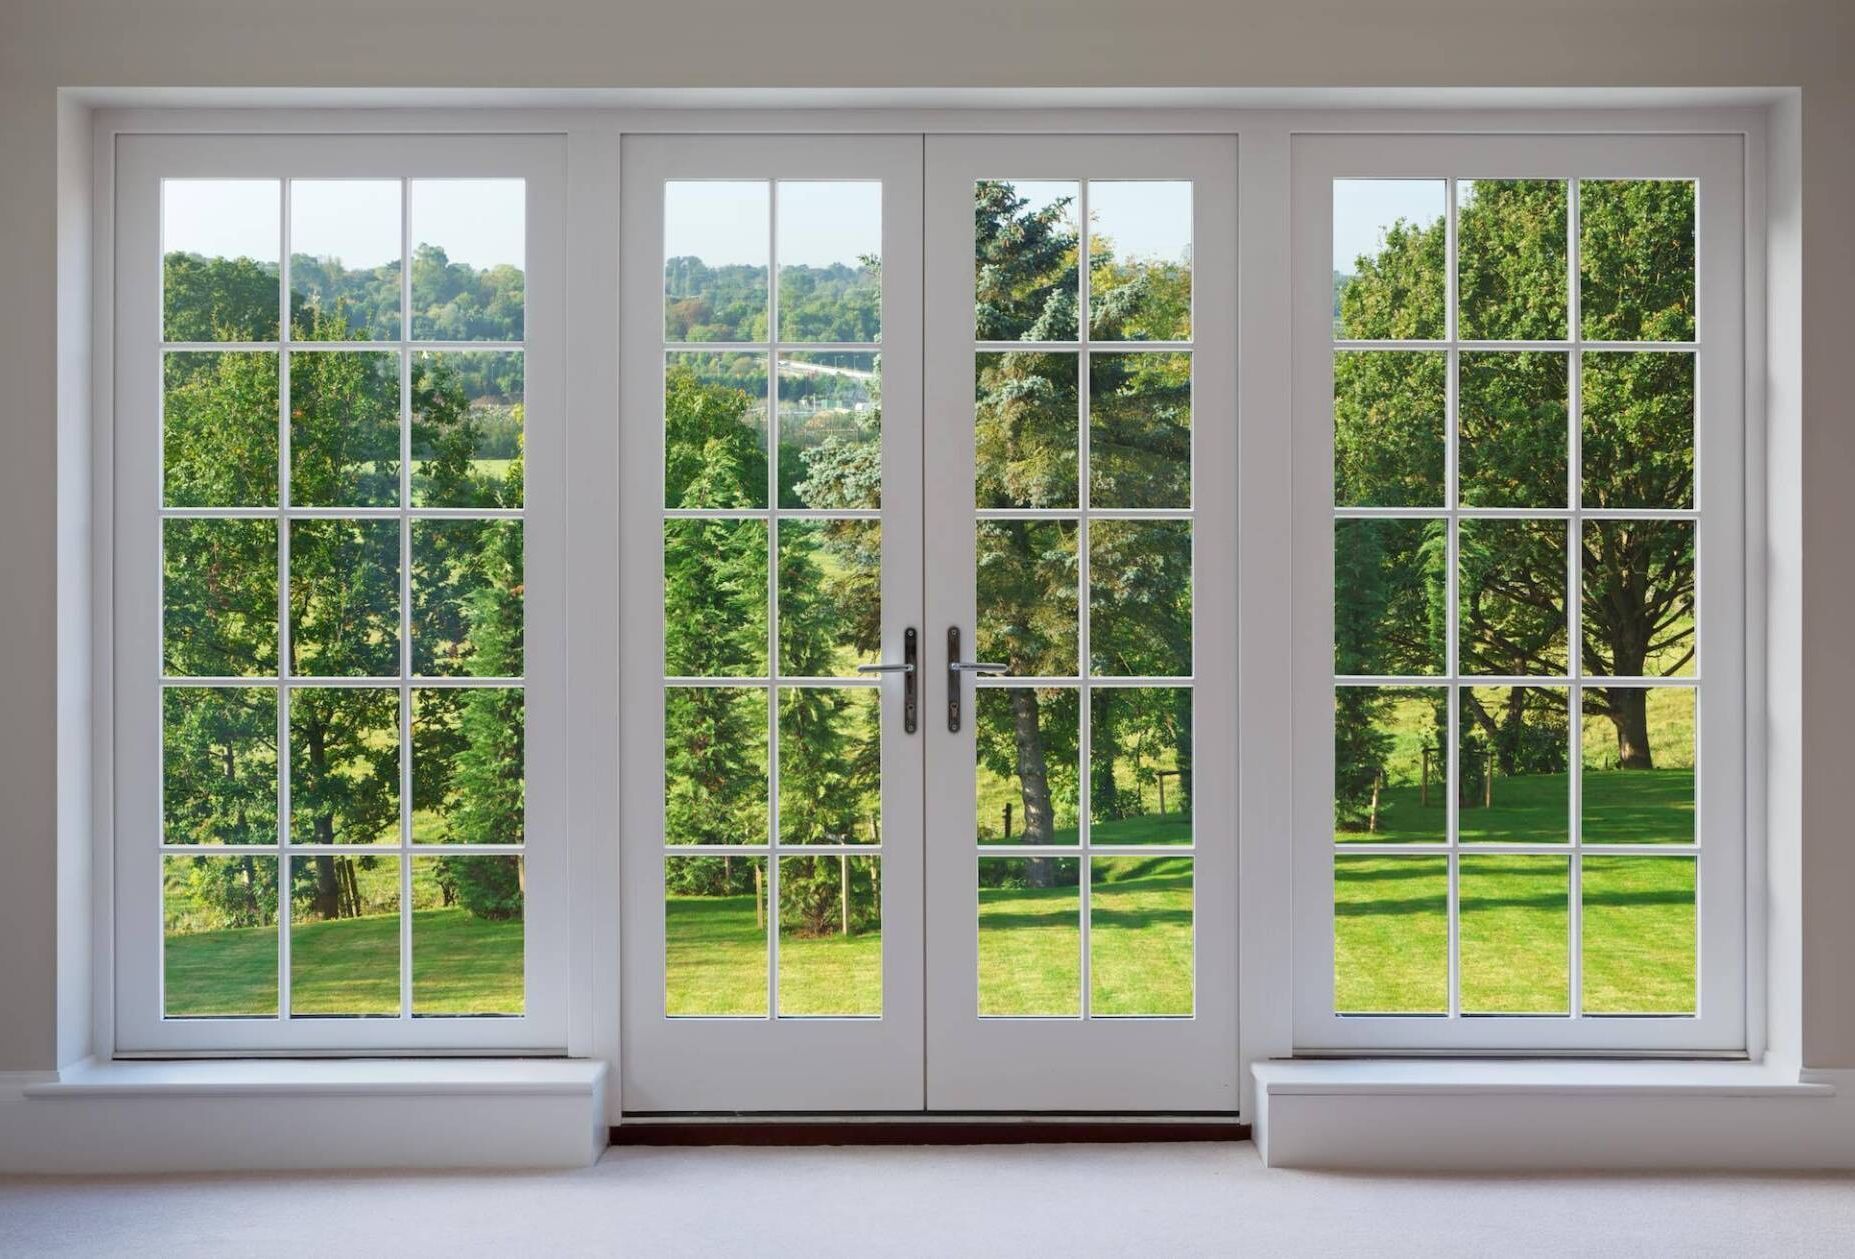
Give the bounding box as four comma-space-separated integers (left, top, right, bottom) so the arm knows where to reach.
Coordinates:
162, 178, 526, 270
1332, 178, 1446, 274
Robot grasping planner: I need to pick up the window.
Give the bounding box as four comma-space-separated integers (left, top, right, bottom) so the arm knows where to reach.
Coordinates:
112, 135, 567, 1051
1292, 135, 1746, 1051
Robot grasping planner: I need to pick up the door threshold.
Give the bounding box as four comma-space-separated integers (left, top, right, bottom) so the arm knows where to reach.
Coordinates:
612, 1113, 1248, 1145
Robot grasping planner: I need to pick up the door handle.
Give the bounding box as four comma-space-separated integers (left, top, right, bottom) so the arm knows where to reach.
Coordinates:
856, 626, 917, 734
945, 626, 1007, 733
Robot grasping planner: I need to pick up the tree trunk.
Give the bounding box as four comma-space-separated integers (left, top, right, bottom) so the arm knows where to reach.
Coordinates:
1607, 685, 1655, 770
1089, 690, 1119, 820
1010, 689, 1057, 888
305, 717, 342, 920
1172, 687, 1194, 815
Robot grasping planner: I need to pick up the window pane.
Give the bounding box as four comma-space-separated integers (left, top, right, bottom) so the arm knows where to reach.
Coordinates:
164, 854, 278, 1017
1458, 685, 1571, 844
1580, 520, 1695, 677
977, 521, 1078, 676
1090, 856, 1193, 1015
1334, 855, 1447, 1014
412, 350, 525, 509
778, 687, 880, 845
976, 350, 1079, 509
664, 519, 768, 677
163, 687, 278, 846
1581, 351, 1694, 511
164, 351, 279, 507
289, 180, 401, 342
163, 519, 278, 677
1581, 856, 1695, 1014
1459, 855, 1569, 1014
975, 180, 1078, 342
411, 520, 524, 678
1332, 179, 1446, 340
1457, 179, 1568, 341
1334, 686, 1446, 843
410, 688, 524, 845
1582, 686, 1695, 844
1090, 351, 1190, 509
665, 351, 769, 509
665, 181, 768, 343
289, 349, 400, 507
777, 855, 881, 1016
1334, 518, 1443, 677
163, 179, 280, 343
664, 687, 768, 846
289, 687, 399, 846
1458, 351, 1568, 509
977, 687, 1080, 846
290, 854, 400, 1016
979, 856, 1080, 1016
412, 855, 523, 1015
1333, 350, 1445, 508
1089, 687, 1191, 845
410, 180, 524, 341
1459, 518, 1569, 676
1090, 520, 1191, 678
778, 352, 880, 509
777, 181, 881, 343
288, 519, 399, 677
666, 855, 767, 1016
778, 520, 878, 677
1088, 180, 1191, 341
1580, 180, 1695, 343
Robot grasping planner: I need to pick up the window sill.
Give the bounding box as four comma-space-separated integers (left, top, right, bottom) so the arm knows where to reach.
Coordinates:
22, 1056, 606, 1100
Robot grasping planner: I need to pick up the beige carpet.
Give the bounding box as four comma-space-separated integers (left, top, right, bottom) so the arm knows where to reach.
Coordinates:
3, 1141, 1852, 1257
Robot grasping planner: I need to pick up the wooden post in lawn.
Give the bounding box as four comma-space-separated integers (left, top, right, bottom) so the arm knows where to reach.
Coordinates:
753, 862, 764, 931
1004, 802, 1013, 839
1485, 750, 1494, 809
1369, 770, 1382, 834
1421, 748, 1431, 807
840, 853, 850, 936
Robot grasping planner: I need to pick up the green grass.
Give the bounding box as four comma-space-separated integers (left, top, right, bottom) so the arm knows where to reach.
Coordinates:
1339, 768, 1695, 845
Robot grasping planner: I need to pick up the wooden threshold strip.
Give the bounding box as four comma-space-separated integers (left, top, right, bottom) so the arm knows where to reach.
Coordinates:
611, 1117, 1248, 1146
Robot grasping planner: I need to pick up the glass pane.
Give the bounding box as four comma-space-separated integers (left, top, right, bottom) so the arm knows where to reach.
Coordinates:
777, 181, 881, 343
666, 855, 767, 1016
410, 688, 524, 845
665, 351, 769, 509
163, 519, 278, 677
1333, 518, 1442, 676
778, 352, 880, 509
164, 854, 278, 1017
778, 687, 880, 845
1331, 179, 1446, 340
1333, 686, 1446, 844
412, 855, 523, 1015
162, 179, 280, 343
1332, 350, 1445, 508
664, 519, 768, 677
1459, 518, 1569, 676
1582, 856, 1695, 1014
777, 855, 881, 1016
412, 350, 525, 508
1459, 855, 1569, 1014
290, 854, 400, 1016
288, 519, 399, 677
976, 350, 1079, 509
1457, 179, 1569, 341
778, 521, 879, 676
1090, 520, 1191, 677
977, 687, 1080, 846
411, 520, 524, 678
289, 349, 400, 507
1458, 686, 1571, 844
1089, 687, 1191, 845
975, 180, 1078, 342
978, 856, 1080, 1016
1458, 351, 1568, 509
163, 351, 279, 507
1582, 686, 1695, 844
665, 181, 768, 342
289, 687, 398, 846
289, 180, 401, 342
1090, 856, 1193, 1016
664, 687, 768, 846
976, 521, 1078, 676
1089, 351, 1190, 508
410, 179, 524, 341
1088, 180, 1192, 341
1334, 855, 1447, 1014
1580, 180, 1696, 343
1580, 519, 1695, 677
163, 687, 278, 846
1581, 351, 1694, 511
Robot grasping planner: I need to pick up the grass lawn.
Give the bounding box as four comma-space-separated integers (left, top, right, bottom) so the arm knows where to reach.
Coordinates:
1339, 768, 1695, 845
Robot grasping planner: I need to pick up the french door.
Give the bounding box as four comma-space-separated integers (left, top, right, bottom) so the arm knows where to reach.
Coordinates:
620, 133, 1236, 1113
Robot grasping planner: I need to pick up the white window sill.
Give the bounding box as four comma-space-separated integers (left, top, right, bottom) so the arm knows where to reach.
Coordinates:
1253, 1056, 1836, 1099
21, 1056, 606, 1101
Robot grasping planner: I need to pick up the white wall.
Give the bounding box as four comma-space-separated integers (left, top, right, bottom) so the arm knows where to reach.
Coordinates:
1, 0, 1849, 1073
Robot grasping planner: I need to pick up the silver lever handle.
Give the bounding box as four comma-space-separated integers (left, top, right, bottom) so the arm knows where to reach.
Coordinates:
859, 627, 917, 734
946, 626, 1009, 733
949, 661, 1007, 673
857, 662, 915, 674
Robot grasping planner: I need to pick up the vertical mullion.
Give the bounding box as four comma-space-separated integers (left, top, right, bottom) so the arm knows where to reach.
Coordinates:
1566, 179, 1585, 1020
1443, 178, 1461, 1020
765, 180, 781, 1020
398, 177, 415, 1020
1076, 178, 1092, 1018
277, 180, 294, 1022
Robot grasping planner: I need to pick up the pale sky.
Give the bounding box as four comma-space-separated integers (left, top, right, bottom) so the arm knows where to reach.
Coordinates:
1332, 178, 1446, 274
